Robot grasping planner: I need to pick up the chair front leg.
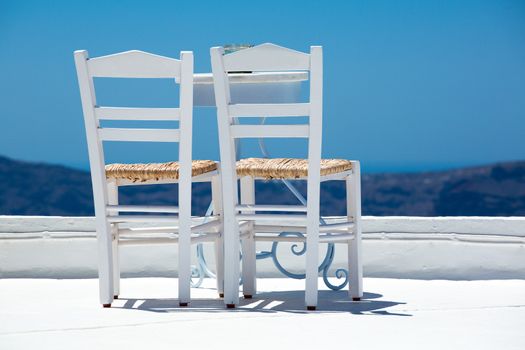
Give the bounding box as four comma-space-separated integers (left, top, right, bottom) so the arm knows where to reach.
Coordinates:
347, 161, 363, 300
107, 181, 120, 299
212, 175, 224, 298
240, 176, 256, 299
222, 173, 241, 308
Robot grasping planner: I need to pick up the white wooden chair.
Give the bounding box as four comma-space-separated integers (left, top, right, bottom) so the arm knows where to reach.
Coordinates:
74, 49, 223, 308
211, 43, 362, 310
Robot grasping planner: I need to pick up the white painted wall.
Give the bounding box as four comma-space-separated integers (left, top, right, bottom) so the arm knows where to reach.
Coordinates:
1, 216, 524, 280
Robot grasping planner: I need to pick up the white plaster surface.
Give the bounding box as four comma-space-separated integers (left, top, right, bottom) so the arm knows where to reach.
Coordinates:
2, 215, 523, 236
0, 277, 524, 349
1, 216, 524, 280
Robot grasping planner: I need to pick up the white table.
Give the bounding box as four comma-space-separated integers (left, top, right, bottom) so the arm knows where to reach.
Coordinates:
186, 71, 308, 106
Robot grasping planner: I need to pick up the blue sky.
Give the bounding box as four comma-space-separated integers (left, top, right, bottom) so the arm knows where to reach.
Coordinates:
1, 0, 524, 173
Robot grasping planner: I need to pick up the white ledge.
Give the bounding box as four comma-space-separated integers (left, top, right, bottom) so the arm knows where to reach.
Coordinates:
2, 215, 524, 235
1, 215, 524, 280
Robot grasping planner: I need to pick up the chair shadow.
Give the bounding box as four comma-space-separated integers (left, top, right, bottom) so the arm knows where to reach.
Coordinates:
116, 290, 411, 316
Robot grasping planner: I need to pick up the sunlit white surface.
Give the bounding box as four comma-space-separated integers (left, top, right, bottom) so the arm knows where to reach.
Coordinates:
0, 277, 524, 349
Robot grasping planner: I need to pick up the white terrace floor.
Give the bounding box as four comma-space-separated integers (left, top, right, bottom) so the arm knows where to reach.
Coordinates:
1, 277, 524, 349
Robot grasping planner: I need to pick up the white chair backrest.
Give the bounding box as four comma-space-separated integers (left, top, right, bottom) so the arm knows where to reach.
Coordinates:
74, 49, 193, 213
222, 43, 311, 72
211, 43, 323, 181
75, 50, 193, 144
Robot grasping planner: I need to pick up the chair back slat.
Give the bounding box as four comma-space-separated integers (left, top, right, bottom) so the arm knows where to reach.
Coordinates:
88, 50, 181, 78
95, 107, 180, 121
223, 43, 310, 72
228, 103, 309, 117
230, 125, 309, 139
98, 128, 180, 142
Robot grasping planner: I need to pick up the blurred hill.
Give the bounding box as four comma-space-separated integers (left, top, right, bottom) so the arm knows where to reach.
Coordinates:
1, 155, 524, 216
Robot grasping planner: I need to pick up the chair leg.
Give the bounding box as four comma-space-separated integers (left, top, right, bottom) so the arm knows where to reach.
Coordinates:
240, 233, 256, 298
222, 169, 240, 308
178, 175, 192, 306
347, 162, 363, 300
107, 181, 120, 299
241, 232, 256, 299
305, 170, 321, 310
111, 229, 119, 299
96, 217, 114, 307
305, 226, 319, 309
178, 231, 191, 306
240, 176, 256, 299
224, 215, 240, 307
212, 176, 225, 298
214, 237, 224, 298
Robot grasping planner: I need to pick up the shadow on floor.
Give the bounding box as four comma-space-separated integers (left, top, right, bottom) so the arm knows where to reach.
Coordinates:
116, 290, 410, 316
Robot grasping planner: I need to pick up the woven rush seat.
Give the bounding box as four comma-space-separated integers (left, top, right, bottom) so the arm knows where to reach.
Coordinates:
105, 160, 217, 182
236, 158, 352, 179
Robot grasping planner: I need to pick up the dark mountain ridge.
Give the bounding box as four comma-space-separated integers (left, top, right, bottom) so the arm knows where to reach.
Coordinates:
1, 155, 524, 216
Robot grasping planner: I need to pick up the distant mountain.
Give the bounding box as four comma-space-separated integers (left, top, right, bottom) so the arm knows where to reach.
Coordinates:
1, 155, 524, 216
360, 161, 525, 216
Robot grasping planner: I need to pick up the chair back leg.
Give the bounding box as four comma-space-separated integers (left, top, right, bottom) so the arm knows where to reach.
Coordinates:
96, 215, 114, 306
222, 171, 241, 307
